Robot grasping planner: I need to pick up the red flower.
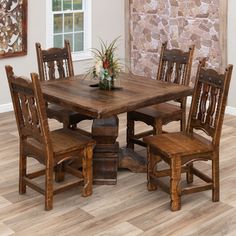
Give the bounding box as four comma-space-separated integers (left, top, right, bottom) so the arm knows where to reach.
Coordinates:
103, 59, 109, 69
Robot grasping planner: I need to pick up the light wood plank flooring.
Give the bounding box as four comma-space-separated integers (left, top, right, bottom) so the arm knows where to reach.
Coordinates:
0, 111, 236, 235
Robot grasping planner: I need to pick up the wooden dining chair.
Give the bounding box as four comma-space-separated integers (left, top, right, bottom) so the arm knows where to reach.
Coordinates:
144, 62, 233, 211
5, 65, 95, 210
35, 40, 92, 129
127, 42, 195, 149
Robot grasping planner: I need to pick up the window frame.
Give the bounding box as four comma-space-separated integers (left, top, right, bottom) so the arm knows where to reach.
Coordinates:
46, 0, 92, 61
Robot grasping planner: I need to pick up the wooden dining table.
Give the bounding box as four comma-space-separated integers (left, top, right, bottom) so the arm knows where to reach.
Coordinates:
41, 72, 193, 184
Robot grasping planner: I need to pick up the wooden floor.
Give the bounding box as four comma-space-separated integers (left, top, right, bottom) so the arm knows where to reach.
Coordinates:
0, 111, 236, 235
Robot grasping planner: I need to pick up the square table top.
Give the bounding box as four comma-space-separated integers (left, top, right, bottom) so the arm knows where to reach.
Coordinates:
41, 72, 193, 119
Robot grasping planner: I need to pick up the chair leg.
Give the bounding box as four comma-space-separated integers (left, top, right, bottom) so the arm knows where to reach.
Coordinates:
153, 119, 162, 135
55, 163, 65, 183
126, 113, 135, 149
45, 165, 54, 211
147, 147, 157, 191
82, 145, 93, 197
19, 144, 26, 194
212, 152, 220, 202
170, 156, 181, 211
70, 123, 77, 129
186, 163, 193, 184
180, 111, 186, 132
63, 120, 77, 129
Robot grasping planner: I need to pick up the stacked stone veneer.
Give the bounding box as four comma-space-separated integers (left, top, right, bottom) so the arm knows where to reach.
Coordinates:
130, 0, 221, 84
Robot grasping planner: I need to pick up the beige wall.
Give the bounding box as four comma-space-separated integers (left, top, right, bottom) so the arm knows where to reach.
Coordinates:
0, 0, 125, 111
227, 0, 236, 108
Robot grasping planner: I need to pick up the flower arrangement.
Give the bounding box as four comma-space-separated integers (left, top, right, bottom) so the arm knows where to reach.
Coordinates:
90, 37, 122, 90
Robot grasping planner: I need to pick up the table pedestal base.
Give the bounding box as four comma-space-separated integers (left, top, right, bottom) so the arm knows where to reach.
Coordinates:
92, 116, 147, 185
119, 147, 147, 173
92, 116, 119, 185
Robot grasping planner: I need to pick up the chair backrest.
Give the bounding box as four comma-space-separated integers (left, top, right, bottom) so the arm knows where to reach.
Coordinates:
35, 40, 74, 81
5, 66, 52, 151
157, 42, 195, 86
187, 62, 233, 146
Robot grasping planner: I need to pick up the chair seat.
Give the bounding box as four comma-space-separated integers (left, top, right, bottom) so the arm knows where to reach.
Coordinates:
26, 128, 95, 162
144, 132, 213, 157
131, 102, 183, 120
50, 129, 95, 156
47, 104, 92, 125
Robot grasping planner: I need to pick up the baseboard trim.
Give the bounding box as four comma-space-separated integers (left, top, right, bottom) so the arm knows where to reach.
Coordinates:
0, 103, 13, 113
226, 106, 236, 116
0, 101, 236, 116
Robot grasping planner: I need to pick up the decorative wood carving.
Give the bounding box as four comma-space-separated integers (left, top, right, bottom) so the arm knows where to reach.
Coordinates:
0, 0, 27, 58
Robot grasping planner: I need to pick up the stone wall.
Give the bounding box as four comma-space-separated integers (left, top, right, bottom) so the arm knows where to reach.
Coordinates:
130, 0, 221, 84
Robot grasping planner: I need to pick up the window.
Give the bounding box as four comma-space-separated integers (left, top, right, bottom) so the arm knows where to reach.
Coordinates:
46, 0, 91, 61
